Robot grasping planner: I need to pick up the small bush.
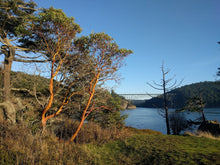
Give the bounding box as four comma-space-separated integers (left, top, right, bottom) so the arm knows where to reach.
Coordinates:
169, 112, 188, 135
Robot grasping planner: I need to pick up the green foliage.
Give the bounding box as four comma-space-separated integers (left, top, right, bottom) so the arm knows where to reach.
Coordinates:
74, 32, 133, 81
96, 110, 127, 129
183, 96, 205, 113
0, 0, 37, 37
0, 0, 40, 54
109, 90, 123, 110
29, 6, 81, 60
37, 6, 81, 34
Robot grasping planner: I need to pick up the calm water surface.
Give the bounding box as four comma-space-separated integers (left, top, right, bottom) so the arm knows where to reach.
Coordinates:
121, 107, 220, 134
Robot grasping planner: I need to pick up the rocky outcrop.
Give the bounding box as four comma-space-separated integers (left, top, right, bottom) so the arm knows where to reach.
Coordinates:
0, 101, 16, 124
121, 99, 136, 110
121, 99, 128, 110
127, 105, 136, 109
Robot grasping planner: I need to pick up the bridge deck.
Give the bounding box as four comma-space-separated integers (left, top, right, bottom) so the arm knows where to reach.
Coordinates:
118, 93, 161, 100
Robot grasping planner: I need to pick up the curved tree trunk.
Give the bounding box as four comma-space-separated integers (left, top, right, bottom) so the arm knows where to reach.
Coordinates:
70, 72, 100, 142
41, 75, 54, 127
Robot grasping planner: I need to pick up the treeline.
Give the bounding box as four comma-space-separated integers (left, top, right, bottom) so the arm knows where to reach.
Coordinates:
140, 81, 220, 108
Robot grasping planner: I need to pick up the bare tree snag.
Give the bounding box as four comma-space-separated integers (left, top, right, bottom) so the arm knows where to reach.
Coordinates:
147, 62, 182, 135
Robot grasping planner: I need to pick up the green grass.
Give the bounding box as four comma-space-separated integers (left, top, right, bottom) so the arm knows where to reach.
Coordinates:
83, 135, 220, 165
125, 126, 163, 135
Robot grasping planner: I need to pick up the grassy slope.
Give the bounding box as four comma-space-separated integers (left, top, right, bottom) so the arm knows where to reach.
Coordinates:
1, 124, 220, 165
84, 135, 220, 165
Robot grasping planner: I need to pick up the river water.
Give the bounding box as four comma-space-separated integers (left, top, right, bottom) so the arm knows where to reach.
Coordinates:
121, 107, 220, 134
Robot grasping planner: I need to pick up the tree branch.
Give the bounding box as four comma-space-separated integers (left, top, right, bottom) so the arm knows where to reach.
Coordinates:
14, 58, 49, 63
15, 54, 42, 59
146, 82, 163, 91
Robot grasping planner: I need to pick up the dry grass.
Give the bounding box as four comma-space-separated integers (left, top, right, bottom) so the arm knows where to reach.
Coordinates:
0, 119, 163, 164
49, 119, 130, 144
183, 131, 220, 140
0, 119, 130, 164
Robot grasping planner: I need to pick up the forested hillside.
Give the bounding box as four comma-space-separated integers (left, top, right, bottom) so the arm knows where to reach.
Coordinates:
140, 81, 220, 108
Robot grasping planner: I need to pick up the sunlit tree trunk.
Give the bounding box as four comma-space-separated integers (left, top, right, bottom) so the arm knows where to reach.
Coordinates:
41, 60, 55, 127
70, 72, 100, 141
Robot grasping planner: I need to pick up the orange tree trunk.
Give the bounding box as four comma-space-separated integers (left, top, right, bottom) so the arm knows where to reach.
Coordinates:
41, 77, 54, 127
41, 61, 55, 127
70, 72, 100, 142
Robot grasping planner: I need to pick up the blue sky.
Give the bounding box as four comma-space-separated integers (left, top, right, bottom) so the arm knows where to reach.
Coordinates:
16, 0, 220, 94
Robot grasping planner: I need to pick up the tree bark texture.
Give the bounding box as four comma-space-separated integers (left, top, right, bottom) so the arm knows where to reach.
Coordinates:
0, 45, 16, 124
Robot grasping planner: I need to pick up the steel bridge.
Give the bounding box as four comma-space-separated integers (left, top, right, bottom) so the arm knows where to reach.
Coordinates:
118, 93, 161, 100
